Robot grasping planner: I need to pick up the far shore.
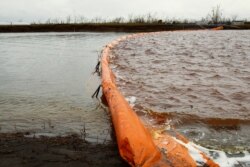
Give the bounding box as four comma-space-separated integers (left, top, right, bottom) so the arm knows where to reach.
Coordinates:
0, 23, 249, 33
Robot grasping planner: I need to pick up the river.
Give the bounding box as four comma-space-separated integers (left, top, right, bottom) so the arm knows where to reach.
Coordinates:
111, 30, 250, 166
0, 32, 126, 142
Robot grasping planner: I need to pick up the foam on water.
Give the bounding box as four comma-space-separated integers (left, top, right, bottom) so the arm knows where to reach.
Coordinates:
175, 138, 250, 167
125, 96, 136, 107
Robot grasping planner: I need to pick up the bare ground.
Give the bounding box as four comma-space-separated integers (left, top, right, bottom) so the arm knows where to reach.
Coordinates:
0, 132, 129, 167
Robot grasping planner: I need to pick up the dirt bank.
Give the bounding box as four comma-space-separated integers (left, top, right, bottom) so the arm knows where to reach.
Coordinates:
1, 23, 248, 33
0, 132, 129, 167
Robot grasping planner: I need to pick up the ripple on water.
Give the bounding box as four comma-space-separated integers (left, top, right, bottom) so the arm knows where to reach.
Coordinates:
0, 32, 126, 142
112, 31, 250, 158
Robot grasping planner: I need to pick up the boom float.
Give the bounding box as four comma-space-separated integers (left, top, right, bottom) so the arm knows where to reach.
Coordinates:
101, 32, 220, 167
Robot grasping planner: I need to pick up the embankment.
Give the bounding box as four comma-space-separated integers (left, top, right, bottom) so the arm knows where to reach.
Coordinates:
0, 23, 248, 33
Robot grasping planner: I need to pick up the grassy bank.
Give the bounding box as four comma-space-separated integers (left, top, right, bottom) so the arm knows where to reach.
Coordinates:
1, 23, 249, 33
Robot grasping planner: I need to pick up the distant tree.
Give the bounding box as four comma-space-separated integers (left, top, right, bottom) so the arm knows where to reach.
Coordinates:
134, 15, 145, 23
52, 18, 59, 24
157, 20, 163, 24
79, 16, 87, 23
183, 19, 189, 24
91, 17, 103, 23
231, 14, 238, 22
128, 14, 134, 23
111, 17, 124, 23
207, 5, 223, 24
74, 16, 77, 24
145, 13, 158, 23
46, 18, 51, 24
66, 16, 71, 24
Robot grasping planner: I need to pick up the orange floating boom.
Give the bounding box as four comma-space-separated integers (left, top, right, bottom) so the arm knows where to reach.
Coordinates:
101, 40, 166, 167
101, 33, 219, 167
212, 26, 224, 30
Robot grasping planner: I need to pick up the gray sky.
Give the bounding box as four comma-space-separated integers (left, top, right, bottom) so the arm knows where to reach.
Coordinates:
0, 0, 249, 23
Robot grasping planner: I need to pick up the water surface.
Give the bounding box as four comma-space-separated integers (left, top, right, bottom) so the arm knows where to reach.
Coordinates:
111, 30, 250, 155
0, 32, 125, 141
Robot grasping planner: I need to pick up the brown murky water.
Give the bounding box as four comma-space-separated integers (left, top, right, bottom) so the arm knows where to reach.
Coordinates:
111, 30, 250, 153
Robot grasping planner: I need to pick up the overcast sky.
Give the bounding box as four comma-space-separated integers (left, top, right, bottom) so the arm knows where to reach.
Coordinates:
0, 0, 249, 23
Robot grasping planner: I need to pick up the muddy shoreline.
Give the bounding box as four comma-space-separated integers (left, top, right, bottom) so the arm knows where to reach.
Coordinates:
0, 23, 249, 33
0, 132, 129, 167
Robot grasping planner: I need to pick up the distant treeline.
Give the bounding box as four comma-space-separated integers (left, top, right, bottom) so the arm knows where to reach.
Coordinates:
0, 6, 249, 32
27, 6, 246, 25
2, 6, 248, 26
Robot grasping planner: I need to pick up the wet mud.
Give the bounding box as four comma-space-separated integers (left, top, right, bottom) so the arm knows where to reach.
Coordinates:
0, 133, 129, 167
